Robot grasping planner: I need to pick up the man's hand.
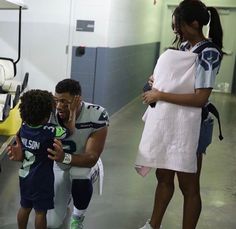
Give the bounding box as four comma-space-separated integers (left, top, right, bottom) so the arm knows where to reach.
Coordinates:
7, 136, 23, 161
47, 139, 65, 162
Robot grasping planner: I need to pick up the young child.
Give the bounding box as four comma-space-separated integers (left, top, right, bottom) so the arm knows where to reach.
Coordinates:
16, 89, 77, 229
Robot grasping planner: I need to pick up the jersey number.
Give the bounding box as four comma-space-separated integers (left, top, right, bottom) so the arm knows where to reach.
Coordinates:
19, 151, 35, 178
61, 140, 77, 154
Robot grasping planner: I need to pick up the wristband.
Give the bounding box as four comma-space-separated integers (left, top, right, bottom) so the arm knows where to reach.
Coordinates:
62, 153, 72, 164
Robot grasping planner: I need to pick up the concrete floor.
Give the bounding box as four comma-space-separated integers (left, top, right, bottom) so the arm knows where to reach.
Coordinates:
0, 92, 236, 229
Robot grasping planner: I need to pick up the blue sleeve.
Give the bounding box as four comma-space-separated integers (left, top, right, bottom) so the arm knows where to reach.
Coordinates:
195, 48, 222, 89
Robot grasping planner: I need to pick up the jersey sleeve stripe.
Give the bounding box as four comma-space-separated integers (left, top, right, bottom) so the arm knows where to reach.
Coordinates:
55, 126, 69, 139
75, 122, 108, 130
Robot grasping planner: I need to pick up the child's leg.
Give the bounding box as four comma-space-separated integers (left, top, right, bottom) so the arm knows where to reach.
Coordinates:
35, 210, 47, 229
17, 207, 32, 229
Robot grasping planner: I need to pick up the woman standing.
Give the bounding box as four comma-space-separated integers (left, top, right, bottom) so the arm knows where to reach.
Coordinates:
137, 1, 223, 228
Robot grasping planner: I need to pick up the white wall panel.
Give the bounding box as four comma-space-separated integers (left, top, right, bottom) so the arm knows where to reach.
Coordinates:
107, 0, 163, 47
2, 0, 234, 90
70, 0, 110, 47
20, 0, 71, 91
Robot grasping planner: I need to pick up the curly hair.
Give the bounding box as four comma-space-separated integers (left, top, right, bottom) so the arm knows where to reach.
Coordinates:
19, 89, 55, 126
55, 78, 81, 96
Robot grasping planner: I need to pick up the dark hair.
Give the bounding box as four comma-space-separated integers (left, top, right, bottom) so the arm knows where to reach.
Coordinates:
172, 0, 223, 49
19, 89, 55, 126
55, 78, 81, 96
207, 7, 223, 49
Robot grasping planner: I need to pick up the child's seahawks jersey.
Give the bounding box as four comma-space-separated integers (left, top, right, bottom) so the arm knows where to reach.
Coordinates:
51, 101, 109, 171
19, 123, 70, 200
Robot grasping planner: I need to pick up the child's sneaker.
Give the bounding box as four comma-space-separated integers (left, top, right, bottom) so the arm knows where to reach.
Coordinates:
70, 215, 85, 229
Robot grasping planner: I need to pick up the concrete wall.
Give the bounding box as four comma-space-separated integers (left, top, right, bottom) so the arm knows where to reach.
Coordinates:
71, 43, 160, 115
1, 0, 235, 114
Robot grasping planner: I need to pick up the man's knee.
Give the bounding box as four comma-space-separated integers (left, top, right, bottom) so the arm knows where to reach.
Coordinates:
72, 179, 93, 210
47, 210, 64, 229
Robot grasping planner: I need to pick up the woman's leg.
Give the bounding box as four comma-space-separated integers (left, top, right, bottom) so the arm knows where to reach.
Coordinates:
177, 155, 203, 229
150, 169, 175, 229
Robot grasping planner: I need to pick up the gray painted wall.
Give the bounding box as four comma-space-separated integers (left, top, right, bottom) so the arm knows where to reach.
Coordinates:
232, 55, 236, 94
71, 43, 160, 115
71, 47, 97, 102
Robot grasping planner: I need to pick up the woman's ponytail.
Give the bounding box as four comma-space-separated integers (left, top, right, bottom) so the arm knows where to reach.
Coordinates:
207, 7, 223, 50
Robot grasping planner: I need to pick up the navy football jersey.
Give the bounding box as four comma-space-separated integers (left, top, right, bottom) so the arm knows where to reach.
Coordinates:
18, 122, 69, 200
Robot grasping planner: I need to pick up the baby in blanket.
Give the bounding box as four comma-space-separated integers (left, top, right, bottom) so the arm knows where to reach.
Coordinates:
136, 48, 202, 176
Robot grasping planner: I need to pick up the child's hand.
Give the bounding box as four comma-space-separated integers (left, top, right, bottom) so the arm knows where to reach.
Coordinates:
69, 96, 81, 113
68, 96, 81, 121
64, 95, 81, 134
48, 139, 65, 162
7, 136, 23, 161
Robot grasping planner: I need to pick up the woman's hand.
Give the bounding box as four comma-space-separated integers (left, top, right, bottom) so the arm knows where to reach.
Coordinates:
47, 139, 65, 162
148, 75, 154, 87
142, 88, 160, 104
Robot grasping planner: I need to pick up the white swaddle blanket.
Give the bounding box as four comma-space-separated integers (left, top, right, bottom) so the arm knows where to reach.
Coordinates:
135, 49, 202, 175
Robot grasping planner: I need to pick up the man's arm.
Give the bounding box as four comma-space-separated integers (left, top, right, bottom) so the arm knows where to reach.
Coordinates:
48, 126, 108, 168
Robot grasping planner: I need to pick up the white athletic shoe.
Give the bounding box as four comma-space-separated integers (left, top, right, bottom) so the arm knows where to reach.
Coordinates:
139, 220, 162, 229
139, 220, 153, 229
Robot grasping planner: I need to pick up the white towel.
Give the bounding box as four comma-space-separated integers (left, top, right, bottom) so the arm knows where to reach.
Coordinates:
135, 49, 201, 175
